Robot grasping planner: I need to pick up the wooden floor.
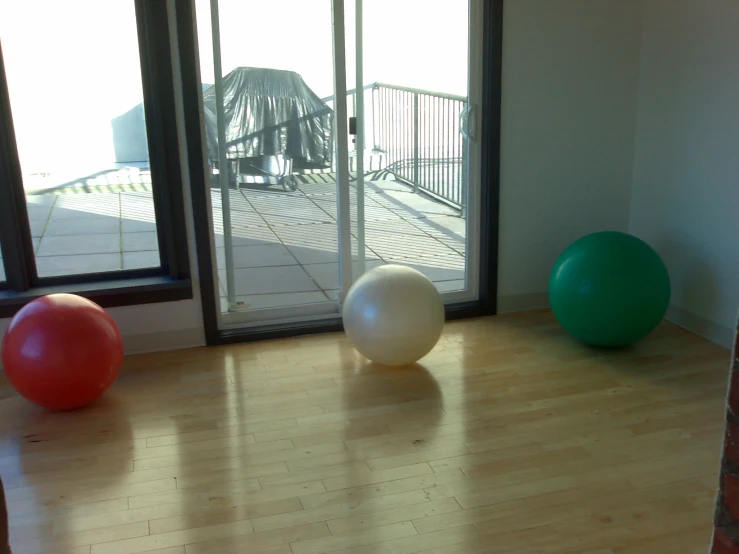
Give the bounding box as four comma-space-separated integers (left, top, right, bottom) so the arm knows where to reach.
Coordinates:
0, 311, 730, 554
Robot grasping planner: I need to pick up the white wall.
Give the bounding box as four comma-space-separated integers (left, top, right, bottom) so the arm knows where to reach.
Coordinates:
497, 0, 642, 312
629, 0, 739, 346
0, 299, 204, 358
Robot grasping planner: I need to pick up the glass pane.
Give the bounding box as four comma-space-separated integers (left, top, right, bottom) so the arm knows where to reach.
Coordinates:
0, 2, 161, 278
349, 0, 470, 294
196, 0, 343, 315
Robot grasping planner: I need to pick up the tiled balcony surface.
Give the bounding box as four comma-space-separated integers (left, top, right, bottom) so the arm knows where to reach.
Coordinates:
2, 177, 466, 312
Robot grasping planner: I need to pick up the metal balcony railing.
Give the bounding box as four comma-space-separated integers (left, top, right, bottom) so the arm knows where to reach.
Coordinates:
323, 82, 468, 213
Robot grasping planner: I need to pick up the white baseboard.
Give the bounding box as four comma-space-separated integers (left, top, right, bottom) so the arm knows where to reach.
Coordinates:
665, 304, 735, 349
497, 295, 735, 350
122, 327, 206, 356
665, 304, 736, 349
0, 327, 206, 371
497, 292, 550, 314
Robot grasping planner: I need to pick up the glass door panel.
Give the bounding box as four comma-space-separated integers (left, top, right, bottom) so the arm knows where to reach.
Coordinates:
194, 0, 481, 331
0, 2, 162, 279
194, 0, 353, 325
348, 0, 481, 301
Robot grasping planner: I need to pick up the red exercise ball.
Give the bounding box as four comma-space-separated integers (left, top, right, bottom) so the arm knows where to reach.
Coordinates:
2, 294, 123, 410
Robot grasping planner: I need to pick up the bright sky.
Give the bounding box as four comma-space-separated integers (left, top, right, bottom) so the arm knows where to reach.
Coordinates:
195, 0, 469, 98
0, 0, 468, 175
0, 1, 144, 175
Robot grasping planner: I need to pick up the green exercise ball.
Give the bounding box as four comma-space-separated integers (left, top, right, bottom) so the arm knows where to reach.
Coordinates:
548, 231, 670, 347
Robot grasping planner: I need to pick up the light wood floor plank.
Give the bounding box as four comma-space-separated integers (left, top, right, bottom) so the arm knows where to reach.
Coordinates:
183, 521, 329, 554
299, 469, 470, 510
90, 518, 255, 554
290, 521, 417, 554
322, 462, 433, 491
132, 479, 324, 512
252, 489, 430, 533
148, 498, 302, 535
326, 497, 461, 534
328, 525, 481, 554
0, 314, 727, 553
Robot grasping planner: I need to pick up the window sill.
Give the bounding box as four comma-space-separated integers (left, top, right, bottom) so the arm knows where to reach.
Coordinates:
0, 276, 192, 319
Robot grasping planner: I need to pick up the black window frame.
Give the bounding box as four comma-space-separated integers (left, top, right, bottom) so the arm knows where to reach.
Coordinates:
176, 0, 503, 345
0, 0, 192, 318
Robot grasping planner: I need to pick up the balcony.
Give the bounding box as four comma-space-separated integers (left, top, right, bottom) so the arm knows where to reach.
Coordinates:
5, 83, 468, 313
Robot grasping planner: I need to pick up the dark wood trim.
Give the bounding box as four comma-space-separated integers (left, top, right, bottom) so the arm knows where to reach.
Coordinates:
210, 299, 485, 346
135, 0, 191, 282
0, 277, 192, 318
0, 40, 36, 292
35, 267, 163, 288
174, 0, 221, 345
478, 0, 504, 315
445, 301, 491, 320
0, 4, 192, 311
216, 319, 345, 345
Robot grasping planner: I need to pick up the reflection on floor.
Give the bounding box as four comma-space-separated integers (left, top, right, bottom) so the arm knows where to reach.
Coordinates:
214, 178, 467, 313
8, 177, 466, 310
0, 313, 727, 553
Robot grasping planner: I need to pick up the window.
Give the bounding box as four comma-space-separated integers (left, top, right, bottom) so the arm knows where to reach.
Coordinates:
0, 1, 191, 316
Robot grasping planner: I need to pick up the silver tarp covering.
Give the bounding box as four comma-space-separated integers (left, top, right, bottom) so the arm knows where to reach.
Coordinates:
202, 67, 334, 171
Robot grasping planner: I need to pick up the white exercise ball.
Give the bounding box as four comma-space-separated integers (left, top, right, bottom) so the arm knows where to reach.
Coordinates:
342, 264, 445, 366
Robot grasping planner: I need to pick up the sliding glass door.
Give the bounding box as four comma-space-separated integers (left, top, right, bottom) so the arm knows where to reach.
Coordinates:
194, 0, 482, 331
194, 0, 353, 328
346, 0, 482, 304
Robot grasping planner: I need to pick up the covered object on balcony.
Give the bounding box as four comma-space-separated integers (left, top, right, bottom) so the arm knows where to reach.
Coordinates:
202, 67, 335, 174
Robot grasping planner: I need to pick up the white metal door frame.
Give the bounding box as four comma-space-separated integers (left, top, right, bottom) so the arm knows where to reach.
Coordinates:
332, 0, 354, 304
215, 0, 483, 329
354, 0, 366, 278
209, 0, 237, 313
214, 0, 354, 329
459, 0, 484, 304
